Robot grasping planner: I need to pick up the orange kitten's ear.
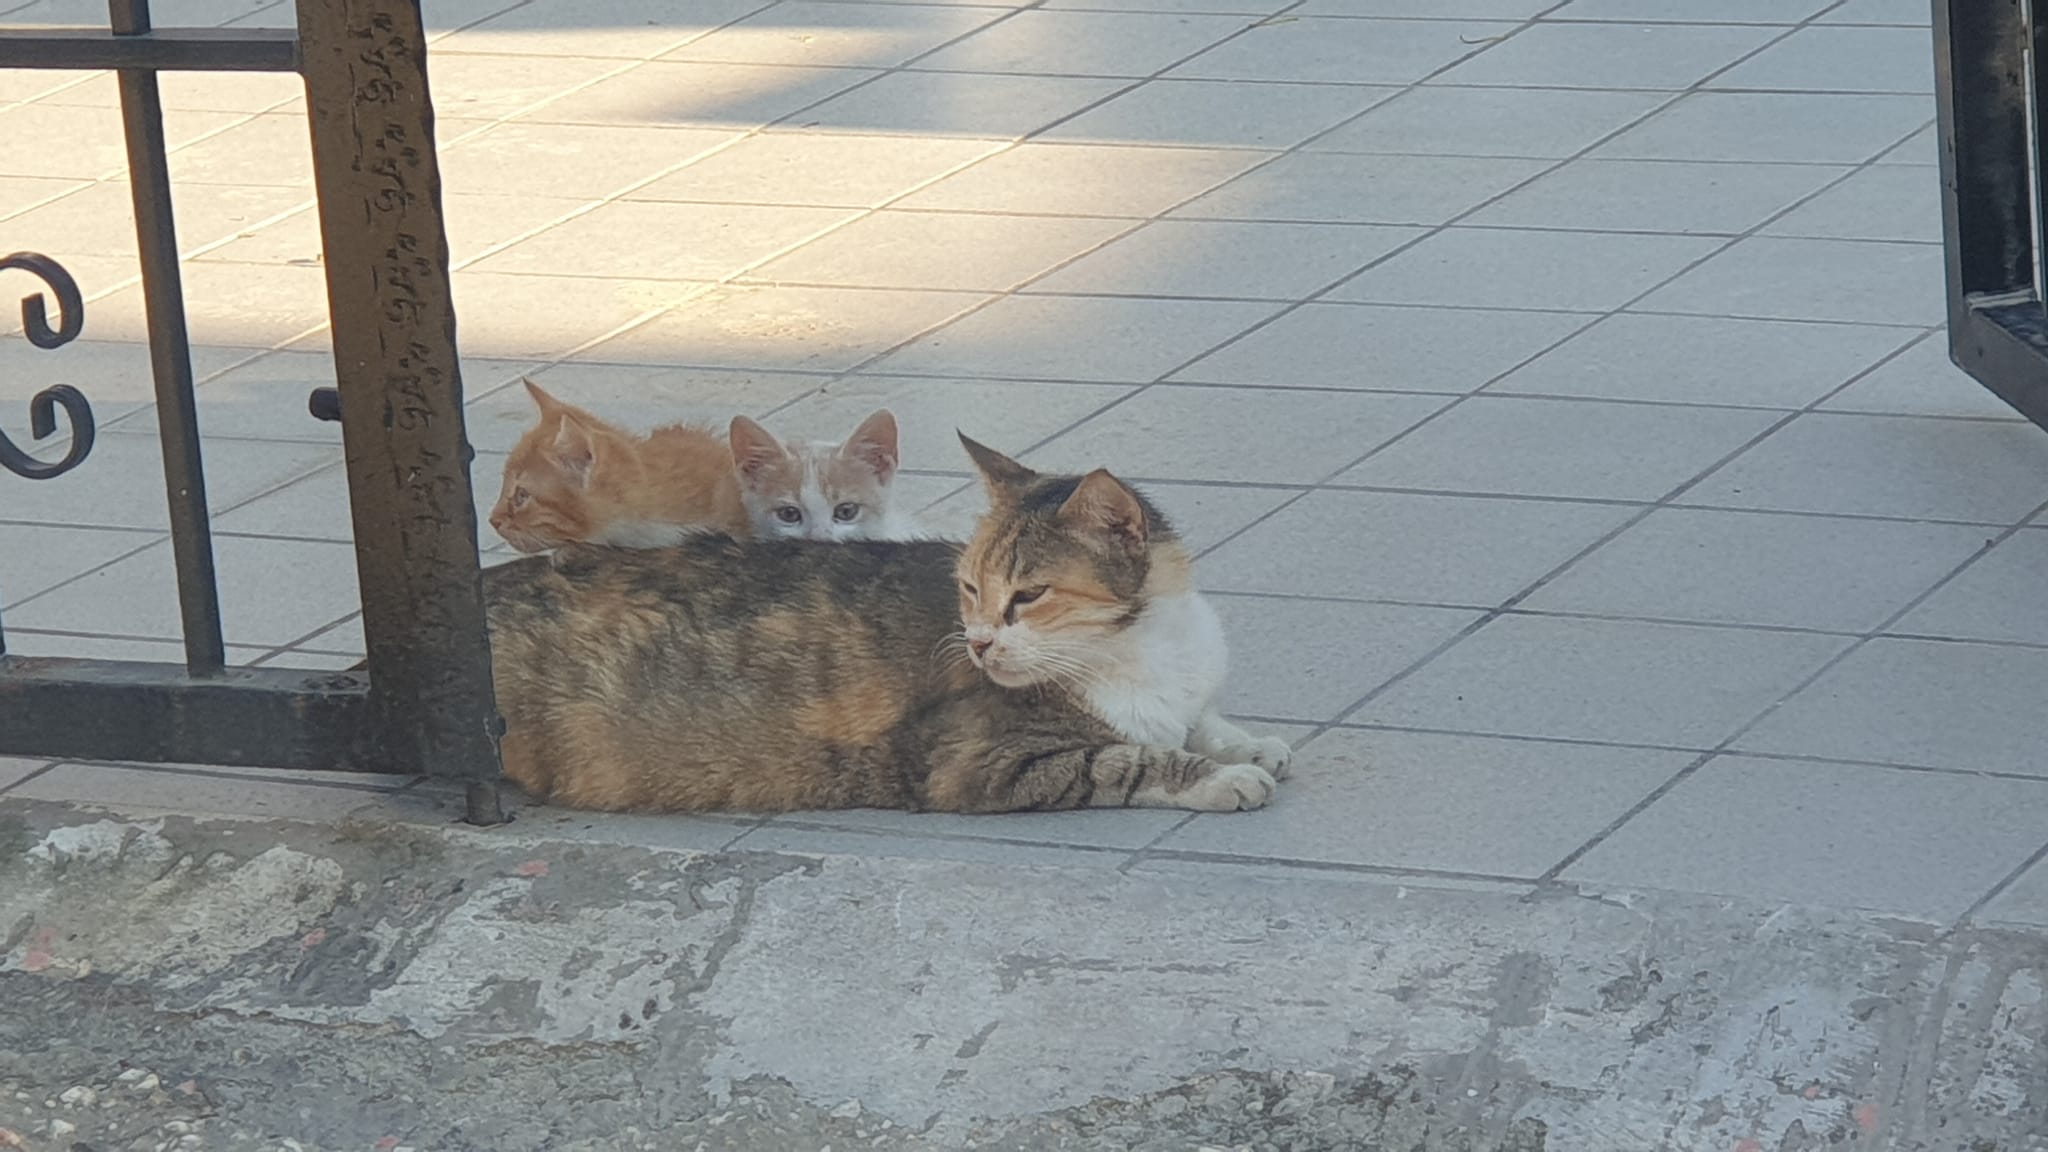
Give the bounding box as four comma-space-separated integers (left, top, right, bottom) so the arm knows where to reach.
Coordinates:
547, 414, 596, 485
1058, 469, 1148, 551
728, 415, 785, 481
958, 432, 1035, 499
523, 377, 564, 416
840, 409, 899, 483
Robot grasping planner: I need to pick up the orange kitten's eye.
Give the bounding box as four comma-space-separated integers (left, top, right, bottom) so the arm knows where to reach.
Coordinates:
512, 486, 531, 509
832, 502, 861, 523
774, 505, 803, 524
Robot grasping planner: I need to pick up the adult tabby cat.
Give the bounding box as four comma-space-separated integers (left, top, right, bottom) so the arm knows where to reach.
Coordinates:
484, 435, 1290, 814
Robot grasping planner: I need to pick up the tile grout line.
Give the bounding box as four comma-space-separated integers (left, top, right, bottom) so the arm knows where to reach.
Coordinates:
857, 0, 1599, 522
1533, 488, 2048, 893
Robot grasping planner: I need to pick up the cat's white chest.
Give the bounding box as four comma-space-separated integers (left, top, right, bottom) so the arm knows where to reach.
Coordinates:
1082, 593, 1228, 748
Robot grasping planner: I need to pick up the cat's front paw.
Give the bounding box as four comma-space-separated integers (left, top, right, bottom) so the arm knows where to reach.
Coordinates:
1209, 735, 1294, 779
1179, 762, 1277, 812
1244, 735, 1293, 780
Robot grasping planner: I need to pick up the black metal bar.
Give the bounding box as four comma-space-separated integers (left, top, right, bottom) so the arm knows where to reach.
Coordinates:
1933, 0, 2033, 315
298, 0, 507, 823
0, 656, 375, 769
0, 27, 298, 72
1951, 301, 2048, 427
110, 0, 228, 675
0, 253, 97, 485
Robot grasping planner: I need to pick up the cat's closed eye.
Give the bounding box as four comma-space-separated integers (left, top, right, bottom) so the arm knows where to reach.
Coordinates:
832, 502, 861, 523
1003, 585, 1049, 623
774, 505, 803, 524
959, 580, 978, 602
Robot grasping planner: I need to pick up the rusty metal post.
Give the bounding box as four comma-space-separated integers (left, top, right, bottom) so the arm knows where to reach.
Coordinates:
296, 0, 506, 823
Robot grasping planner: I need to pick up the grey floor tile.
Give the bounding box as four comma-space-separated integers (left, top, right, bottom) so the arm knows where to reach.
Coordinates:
1329, 228, 1722, 312
469, 363, 824, 454
586, 284, 991, 373
1306, 85, 1667, 159
0, 630, 272, 663
872, 296, 1282, 383
1024, 385, 1448, 483
1980, 857, 2048, 929
1027, 220, 1422, 299
436, 0, 767, 58
1302, 0, 1552, 15
1174, 303, 1596, 392
0, 759, 51, 793
1435, 22, 1777, 90
1563, 756, 2048, 922
668, 1, 1005, 69
1593, 91, 1932, 164
437, 122, 742, 200
1762, 165, 1941, 243
1202, 490, 1633, 605
1523, 507, 1988, 632
892, 142, 1263, 216
210, 451, 507, 555
915, 10, 1255, 77
0, 434, 335, 532
1737, 638, 2048, 777
1042, 79, 1396, 149
770, 806, 1185, 850
624, 133, 1004, 208
1208, 595, 1483, 721
0, 524, 162, 610
924, 479, 1300, 554
1636, 237, 1945, 326
120, 353, 530, 446
1707, 25, 1931, 94
730, 822, 1128, 868
1160, 728, 1689, 877
5, 534, 362, 649
468, 200, 860, 282
0, 340, 264, 441
1492, 313, 1912, 408
1464, 158, 1847, 235
1174, 152, 1549, 226
1356, 615, 1848, 747
769, 375, 1133, 471
1874, 121, 1937, 166
1169, 17, 1515, 84
521, 60, 879, 132
749, 210, 1133, 291
1892, 532, 2048, 647
787, 70, 1129, 138
1819, 335, 2031, 421
9, 762, 398, 821
1818, 0, 1926, 22
1338, 395, 1778, 501
1546, 0, 1828, 20
1679, 413, 2048, 523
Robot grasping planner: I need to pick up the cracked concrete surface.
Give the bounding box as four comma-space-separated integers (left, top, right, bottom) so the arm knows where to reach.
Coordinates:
2, 800, 2046, 1152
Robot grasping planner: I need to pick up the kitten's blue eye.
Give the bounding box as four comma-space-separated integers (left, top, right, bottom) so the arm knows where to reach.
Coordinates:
832, 502, 860, 523
774, 505, 803, 524
512, 487, 531, 509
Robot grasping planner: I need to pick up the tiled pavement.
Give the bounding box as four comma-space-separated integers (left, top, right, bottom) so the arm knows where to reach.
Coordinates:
4, 0, 2048, 929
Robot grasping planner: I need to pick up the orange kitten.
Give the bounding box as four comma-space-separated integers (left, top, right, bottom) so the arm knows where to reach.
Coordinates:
487, 380, 746, 552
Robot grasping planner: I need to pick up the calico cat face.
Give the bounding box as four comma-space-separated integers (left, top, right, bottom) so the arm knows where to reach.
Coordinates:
489, 380, 615, 552
953, 434, 1184, 690
728, 409, 901, 542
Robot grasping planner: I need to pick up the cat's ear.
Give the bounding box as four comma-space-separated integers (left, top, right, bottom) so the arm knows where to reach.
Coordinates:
1058, 469, 1148, 551
728, 415, 785, 482
523, 377, 564, 416
840, 409, 899, 484
958, 432, 1035, 499
548, 413, 596, 485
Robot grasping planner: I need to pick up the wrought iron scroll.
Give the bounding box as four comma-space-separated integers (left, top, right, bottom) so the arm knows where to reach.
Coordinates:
0, 252, 96, 480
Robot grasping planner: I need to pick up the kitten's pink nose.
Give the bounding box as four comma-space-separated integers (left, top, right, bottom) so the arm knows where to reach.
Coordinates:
968, 638, 993, 659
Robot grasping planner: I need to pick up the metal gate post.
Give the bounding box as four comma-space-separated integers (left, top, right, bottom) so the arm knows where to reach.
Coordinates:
297, 0, 506, 824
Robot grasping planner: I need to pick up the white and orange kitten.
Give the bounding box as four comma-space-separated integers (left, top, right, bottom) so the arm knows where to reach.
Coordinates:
728, 410, 923, 542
